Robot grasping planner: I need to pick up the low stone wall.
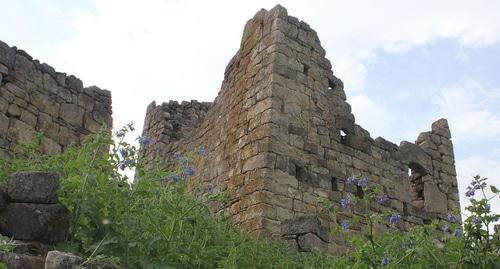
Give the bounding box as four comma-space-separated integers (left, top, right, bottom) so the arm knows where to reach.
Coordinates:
0, 172, 82, 269
0, 40, 112, 159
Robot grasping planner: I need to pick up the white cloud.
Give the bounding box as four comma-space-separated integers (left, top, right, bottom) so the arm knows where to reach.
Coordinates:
456, 153, 500, 223
434, 79, 500, 142
349, 94, 393, 138
37, 0, 500, 135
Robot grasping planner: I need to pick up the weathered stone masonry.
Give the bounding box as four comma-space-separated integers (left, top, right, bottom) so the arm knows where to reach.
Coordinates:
0, 40, 112, 159
139, 5, 461, 254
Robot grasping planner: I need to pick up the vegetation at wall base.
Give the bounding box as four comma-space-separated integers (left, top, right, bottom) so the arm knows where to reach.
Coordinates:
0, 125, 498, 268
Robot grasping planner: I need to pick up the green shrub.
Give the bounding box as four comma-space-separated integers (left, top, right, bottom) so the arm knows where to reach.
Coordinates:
0, 124, 498, 268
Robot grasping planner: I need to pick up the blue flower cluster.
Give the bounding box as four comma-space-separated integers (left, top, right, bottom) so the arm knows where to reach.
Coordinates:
389, 214, 402, 225
118, 159, 133, 171
341, 194, 353, 209
340, 220, 350, 230
166, 146, 206, 183
345, 175, 368, 187
376, 194, 389, 204
465, 180, 481, 197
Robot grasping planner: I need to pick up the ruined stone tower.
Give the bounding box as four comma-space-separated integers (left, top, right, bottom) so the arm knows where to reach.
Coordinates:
139, 5, 460, 253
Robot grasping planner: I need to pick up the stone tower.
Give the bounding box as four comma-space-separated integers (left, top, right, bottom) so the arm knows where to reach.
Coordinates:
139, 5, 460, 254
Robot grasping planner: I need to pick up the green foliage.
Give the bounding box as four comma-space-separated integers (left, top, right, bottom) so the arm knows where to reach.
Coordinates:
319, 175, 500, 269
0, 125, 304, 268
0, 125, 498, 268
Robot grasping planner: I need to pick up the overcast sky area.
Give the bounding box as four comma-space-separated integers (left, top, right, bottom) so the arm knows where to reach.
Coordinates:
1, 0, 499, 221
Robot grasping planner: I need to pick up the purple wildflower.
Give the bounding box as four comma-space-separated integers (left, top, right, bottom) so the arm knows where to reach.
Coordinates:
119, 148, 128, 158
340, 195, 353, 209
441, 226, 450, 233
473, 184, 481, 190
137, 136, 150, 145
472, 216, 481, 225
185, 167, 195, 176
115, 131, 125, 138
356, 177, 368, 187
465, 189, 475, 197
346, 176, 357, 185
389, 214, 402, 225
377, 194, 389, 204
447, 214, 456, 222
453, 229, 462, 237
117, 159, 133, 171
340, 220, 350, 230
381, 257, 390, 266
118, 162, 126, 171
174, 151, 182, 160
197, 146, 206, 156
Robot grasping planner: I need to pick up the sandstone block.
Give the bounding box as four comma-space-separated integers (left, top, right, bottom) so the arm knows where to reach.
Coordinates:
7, 172, 60, 203
7, 103, 21, 117
44, 251, 83, 269
59, 103, 84, 127
424, 182, 448, 214
0, 203, 69, 243
7, 119, 36, 144
431, 118, 451, 138
31, 92, 59, 117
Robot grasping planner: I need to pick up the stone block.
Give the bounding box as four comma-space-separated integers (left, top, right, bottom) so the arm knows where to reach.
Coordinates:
297, 233, 327, 252
44, 251, 83, 269
0, 113, 8, 136
281, 216, 329, 242
7, 119, 36, 144
0, 203, 69, 243
7, 103, 21, 117
398, 141, 433, 174
7, 172, 60, 203
0, 188, 7, 212
423, 182, 448, 214
31, 92, 59, 117
40, 138, 62, 155
59, 103, 84, 127
0, 252, 45, 269
431, 118, 451, 138
11, 240, 54, 257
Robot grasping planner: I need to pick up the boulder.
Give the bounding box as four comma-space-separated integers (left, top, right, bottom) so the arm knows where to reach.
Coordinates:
44, 251, 82, 269
0, 252, 45, 269
0, 203, 69, 243
7, 172, 60, 204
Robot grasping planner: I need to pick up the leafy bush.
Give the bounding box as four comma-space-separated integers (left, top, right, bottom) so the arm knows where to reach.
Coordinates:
0, 125, 498, 268
320, 175, 500, 269
0, 126, 309, 268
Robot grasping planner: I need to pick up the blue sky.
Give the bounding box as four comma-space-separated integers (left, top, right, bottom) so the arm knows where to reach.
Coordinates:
2, 0, 499, 219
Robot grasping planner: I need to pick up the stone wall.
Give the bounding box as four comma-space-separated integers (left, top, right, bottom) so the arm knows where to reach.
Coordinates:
140, 100, 212, 171
138, 5, 461, 254
0, 40, 112, 159
0, 172, 83, 269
